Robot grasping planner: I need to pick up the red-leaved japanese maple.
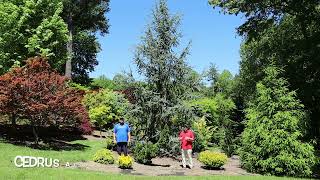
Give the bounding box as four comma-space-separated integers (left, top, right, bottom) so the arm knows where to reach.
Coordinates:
0, 57, 92, 143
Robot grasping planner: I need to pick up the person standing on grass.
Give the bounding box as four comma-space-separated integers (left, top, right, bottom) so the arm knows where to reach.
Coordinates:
113, 117, 131, 156
179, 125, 195, 169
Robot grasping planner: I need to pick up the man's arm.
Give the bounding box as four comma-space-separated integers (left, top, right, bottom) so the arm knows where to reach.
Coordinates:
113, 132, 117, 143
189, 131, 195, 141
127, 125, 131, 143
113, 125, 117, 143
128, 132, 131, 143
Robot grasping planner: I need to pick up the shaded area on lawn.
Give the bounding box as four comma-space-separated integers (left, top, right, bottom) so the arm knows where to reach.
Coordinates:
0, 124, 88, 151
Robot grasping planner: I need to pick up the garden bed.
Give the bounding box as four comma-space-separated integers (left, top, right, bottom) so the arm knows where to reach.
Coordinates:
75, 153, 253, 176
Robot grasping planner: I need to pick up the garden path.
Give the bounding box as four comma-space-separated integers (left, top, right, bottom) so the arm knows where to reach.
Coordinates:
74, 154, 254, 176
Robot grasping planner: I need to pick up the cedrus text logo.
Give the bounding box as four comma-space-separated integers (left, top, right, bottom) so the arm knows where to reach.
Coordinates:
14, 156, 59, 168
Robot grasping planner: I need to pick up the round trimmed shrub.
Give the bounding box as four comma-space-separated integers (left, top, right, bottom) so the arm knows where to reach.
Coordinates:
93, 149, 114, 164
118, 155, 133, 169
198, 151, 228, 169
133, 141, 158, 164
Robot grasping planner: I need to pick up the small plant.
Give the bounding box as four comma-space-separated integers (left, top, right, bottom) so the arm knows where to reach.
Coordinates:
105, 136, 114, 150
133, 141, 158, 164
192, 116, 215, 152
117, 155, 133, 169
93, 149, 114, 164
198, 151, 228, 169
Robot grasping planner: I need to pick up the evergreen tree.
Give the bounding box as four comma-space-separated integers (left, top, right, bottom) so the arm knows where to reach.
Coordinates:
132, 0, 194, 143
239, 66, 316, 177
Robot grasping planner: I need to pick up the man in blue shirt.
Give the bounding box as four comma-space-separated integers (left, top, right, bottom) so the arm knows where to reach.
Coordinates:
113, 117, 131, 155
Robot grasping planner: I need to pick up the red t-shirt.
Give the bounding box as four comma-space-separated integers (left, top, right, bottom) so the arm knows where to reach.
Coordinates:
179, 130, 195, 150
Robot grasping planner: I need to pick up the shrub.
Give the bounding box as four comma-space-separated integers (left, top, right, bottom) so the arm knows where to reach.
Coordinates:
157, 126, 181, 157
192, 116, 215, 152
198, 151, 228, 169
239, 67, 316, 177
117, 155, 133, 169
84, 89, 129, 132
133, 142, 158, 164
105, 136, 114, 150
93, 149, 114, 164
189, 94, 238, 157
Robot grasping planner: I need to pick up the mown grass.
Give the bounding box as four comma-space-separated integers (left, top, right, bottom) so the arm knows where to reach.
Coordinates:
0, 139, 311, 180
0, 139, 106, 168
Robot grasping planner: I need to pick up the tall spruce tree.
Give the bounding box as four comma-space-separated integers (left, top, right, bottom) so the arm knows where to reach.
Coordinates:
132, 0, 193, 143
239, 66, 316, 177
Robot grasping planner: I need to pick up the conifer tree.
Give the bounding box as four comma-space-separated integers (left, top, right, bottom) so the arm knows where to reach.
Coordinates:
239, 66, 316, 177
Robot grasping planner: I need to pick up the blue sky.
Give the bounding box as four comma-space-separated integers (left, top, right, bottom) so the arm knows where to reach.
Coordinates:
90, 0, 245, 79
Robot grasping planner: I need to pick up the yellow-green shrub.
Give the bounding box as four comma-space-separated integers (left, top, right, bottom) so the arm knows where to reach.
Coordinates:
117, 155, 133, 169
93, 149, 114, 164
198, 151, 227, 169
105, 136, 114, 150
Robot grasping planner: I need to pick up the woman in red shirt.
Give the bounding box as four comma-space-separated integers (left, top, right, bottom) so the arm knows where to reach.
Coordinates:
179, 125, 195, 168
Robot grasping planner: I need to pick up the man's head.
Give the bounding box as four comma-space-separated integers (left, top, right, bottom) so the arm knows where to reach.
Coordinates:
119, 117, 125, 125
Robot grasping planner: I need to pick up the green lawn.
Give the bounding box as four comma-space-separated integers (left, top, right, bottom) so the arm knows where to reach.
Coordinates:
0, 139, 310, 180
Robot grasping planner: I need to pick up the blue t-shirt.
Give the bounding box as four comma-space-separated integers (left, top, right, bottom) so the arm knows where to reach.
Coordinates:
114, 123, 130, 142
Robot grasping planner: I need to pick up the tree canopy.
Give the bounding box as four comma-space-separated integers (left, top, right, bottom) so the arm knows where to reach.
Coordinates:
0, 0, 68, 74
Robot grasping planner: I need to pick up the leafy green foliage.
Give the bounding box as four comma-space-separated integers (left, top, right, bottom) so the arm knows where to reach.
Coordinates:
91, 75, 117, 90
192, 116, 215, 152
198, 151, 228, 169
0, 0, 68, 74
117, 155, 133, 169
84, 89, 129, 132
133, 142, 158, 164
89, 105, 110, 127
239, 66, 316, 177
91, 72, 136, 91
71, 31, 100, 84
190, 98, 218, 121
93, 149, 114, 164
105, 136, 114, 150
210, 0, 320, 145
62, 0, 110, 80
156, 125, 181, 157
209, 0, 320, 37
189, 94, 237, 156
68, 82, 90, 92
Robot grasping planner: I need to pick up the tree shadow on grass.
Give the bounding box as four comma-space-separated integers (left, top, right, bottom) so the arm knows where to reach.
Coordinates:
0, 124, 89, 151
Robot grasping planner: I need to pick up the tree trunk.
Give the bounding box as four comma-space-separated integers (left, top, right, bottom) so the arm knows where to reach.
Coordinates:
32, 125, 39, 145
11, 113, 16, 126
65, 13, 73, 78
100, 125, 102, 138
